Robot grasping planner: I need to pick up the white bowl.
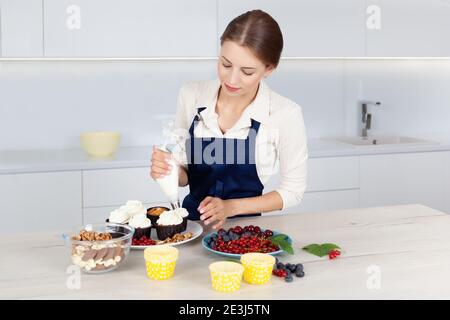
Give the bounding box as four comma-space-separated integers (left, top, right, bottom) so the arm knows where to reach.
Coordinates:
80, 131, 121, 157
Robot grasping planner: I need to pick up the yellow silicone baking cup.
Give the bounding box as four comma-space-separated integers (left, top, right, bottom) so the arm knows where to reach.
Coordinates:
144, 245, 179, 280
209, 261, 245, 293
240, 253, 276, 285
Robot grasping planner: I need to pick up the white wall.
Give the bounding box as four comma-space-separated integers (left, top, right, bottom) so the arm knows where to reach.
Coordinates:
1, 59, 450, 151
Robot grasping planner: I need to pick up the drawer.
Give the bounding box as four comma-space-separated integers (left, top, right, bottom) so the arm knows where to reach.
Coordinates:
0, 171, 82, 234
307, 156, 359, 192
266, 189, 360, 216
82, 167, 189, 207
264, 156, 359, 193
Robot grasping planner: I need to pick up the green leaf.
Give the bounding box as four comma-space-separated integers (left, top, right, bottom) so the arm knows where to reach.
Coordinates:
319, 243, 341, 256
302, 243, 342, 258
302, 244, 325, 257
269, 234, 288, 242
269, 234, 294, 255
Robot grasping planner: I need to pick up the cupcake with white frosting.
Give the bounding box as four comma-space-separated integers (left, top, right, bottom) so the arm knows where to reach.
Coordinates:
122, 200, 147, 217
108, 207, 130, 224
129, 213, 152, 239
107, 200, 147, 224
173, 208, 189, 231
156, 209, 184, 240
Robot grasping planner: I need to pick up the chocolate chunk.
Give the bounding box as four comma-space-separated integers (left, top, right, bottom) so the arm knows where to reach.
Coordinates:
94, 248, 108, 261
93, 264, 107, 271
104, 247, 116, 261
114, 246, 123, 258
82, 249, 98, 261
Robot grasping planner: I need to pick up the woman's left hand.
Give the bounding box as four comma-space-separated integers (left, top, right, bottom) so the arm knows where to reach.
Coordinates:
198, 197, 235, 230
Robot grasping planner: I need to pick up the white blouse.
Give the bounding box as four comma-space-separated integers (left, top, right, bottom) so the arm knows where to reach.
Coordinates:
172, 79, 308, 210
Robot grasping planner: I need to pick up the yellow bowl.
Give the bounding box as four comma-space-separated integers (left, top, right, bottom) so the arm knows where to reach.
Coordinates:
240, 253, 275, 285
209, 261, 244, 293
144, 245, 179, 280
80, 131, 121, 157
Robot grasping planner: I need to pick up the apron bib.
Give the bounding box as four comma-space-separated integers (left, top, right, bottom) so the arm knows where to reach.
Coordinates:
182, 107, 264, 220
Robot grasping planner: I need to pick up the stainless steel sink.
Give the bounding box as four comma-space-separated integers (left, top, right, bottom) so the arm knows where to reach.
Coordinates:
323, 136, 437, 147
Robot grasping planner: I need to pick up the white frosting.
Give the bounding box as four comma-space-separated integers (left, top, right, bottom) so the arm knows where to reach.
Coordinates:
108, 207, 130, 223
157, 209, 183, 226
173, 207, 188, 218
122, 200, 147, 217
128, 213, 151, 229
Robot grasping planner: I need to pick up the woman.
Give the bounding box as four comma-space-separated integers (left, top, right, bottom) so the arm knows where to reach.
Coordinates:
150, 10, 308, 230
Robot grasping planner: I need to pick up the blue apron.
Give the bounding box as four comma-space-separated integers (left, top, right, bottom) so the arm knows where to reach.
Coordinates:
182, 107, 264, 220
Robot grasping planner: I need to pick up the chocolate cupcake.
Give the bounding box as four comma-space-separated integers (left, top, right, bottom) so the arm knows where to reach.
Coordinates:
128, 214, 152, 239
170, 208, 189, 231
155, 210, 184, 240
147, 206, 170, 226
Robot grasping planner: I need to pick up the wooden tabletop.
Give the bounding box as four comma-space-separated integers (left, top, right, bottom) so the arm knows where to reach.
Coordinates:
1, 204, 450, 299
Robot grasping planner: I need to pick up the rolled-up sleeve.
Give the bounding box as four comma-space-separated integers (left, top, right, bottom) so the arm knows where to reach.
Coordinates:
275, 105, 308, 210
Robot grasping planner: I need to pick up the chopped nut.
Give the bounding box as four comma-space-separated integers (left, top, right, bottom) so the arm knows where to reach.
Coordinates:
72, 230, 113, 242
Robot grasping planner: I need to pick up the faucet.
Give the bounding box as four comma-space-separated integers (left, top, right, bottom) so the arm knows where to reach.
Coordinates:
361, 101, 381, 138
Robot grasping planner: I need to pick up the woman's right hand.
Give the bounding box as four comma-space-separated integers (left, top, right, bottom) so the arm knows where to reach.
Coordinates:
150, 146, 173, 180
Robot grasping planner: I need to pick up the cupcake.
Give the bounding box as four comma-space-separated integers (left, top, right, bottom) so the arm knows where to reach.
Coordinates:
147, 206, 170, 226
108, 207, 130, 224
123, 200, 147, 217
128, 213, 152, 239
156, 210, 184, 240
107, 200, 147, 223
171, 208, 189, 231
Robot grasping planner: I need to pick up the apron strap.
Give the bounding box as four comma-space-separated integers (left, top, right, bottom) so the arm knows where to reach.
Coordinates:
249, 118, 261, 135
188, 107, 207, 136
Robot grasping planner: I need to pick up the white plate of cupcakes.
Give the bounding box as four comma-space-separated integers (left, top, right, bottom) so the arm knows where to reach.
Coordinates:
107, 201, 203, 249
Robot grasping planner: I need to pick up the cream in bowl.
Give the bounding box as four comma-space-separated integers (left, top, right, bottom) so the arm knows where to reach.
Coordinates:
80, 131, 121, 157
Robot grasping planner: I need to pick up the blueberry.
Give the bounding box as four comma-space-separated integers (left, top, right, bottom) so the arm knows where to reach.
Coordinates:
285, 275, 293, 283
295, 270, 305, 278
222, 235, 230, 242
286, 263, 297, 272
296, 263, 304, 271
276, 262, 284, 269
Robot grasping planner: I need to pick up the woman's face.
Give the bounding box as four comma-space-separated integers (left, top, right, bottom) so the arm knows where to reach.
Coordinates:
217, 40, 274, 97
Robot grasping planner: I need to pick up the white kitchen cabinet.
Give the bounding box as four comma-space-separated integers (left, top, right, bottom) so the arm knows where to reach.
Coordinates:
43, 0, 217, 57
0, 171, 82, 234
218, 0, 366, 57
272, 189, 360, 216
306, 156, 359, 191
366, 0, 450, 57
82, 167, 189, 208
360, 152, 447, 212
0, 0, 43, 57
445, 151, 450, 214
264, 156, 360, 215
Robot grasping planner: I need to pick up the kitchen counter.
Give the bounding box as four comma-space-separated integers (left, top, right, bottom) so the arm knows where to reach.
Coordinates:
1, 204, 450, 299
2, 135, 450, 174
